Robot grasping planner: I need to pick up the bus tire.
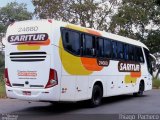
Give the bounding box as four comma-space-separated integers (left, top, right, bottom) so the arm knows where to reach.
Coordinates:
133, 81, 144, 97
90, 85, 103, 107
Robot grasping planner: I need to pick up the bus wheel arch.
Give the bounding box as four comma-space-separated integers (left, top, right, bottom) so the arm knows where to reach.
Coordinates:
133, 80, 145, 97
90, 81, 103, 107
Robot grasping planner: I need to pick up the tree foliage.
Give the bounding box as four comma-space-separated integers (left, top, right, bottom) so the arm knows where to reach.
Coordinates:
145, 30, 160, 53
32, 0, 119, 30
156, 0, 160, 5
0, 2, 32, 39
109, 0, 160, 53
33, 0, 160, 53
109, 0, 159, 39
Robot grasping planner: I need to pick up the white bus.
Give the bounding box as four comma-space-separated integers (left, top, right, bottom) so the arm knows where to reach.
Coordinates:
4, 19, 153, 106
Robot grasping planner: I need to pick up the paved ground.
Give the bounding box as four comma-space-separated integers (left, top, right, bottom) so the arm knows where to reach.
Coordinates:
0, 89, 160, 120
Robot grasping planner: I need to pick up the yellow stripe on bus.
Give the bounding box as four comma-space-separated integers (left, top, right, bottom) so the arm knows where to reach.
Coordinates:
125, 75, 137, 83
59, 39, 92, 75
17, 45, 40, 51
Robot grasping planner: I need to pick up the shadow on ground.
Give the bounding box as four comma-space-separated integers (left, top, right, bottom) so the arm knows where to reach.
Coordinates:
13, 94, 148, 115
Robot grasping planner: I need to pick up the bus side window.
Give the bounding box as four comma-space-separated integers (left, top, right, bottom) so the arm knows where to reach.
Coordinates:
83, 34, 96, 57
97, 38, 112, 59
104, 39, 112, 58
128, 45, 135, 61
117, 42, 124, 60
65, 31, 69, 43
62, 29, 81, 56
112, 41, 117, 59
135, 47, 144, 63
124, 44, 129, 60
97, 38, 104, 58
62, 30, 70, 50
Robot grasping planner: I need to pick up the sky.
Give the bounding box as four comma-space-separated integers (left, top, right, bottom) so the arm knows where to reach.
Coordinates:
0, 0, 34, 12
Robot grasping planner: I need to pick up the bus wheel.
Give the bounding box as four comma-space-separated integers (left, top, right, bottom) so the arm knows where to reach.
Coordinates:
133, 81, 144, 97
90, 85, 103, 107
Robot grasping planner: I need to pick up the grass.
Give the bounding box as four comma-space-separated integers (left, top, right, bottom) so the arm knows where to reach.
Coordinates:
153, 78, 160, 89
0, 68, 6, 98
0, 83, 5, 98
0, 53, 6, 98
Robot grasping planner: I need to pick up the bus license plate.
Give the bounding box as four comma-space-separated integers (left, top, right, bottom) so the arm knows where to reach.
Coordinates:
23, 91, 31, 95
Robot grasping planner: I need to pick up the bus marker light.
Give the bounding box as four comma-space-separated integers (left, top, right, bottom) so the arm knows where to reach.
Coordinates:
48, 19, 52, 23
45, 69, 58, 88
4, 68, 12, 87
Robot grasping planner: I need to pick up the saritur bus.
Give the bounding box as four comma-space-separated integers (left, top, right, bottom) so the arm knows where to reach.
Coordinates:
4, 19, 153, 107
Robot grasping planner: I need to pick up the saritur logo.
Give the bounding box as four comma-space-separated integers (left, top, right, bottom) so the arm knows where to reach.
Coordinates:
8, 33, 50, 45
118, 61, 141, 72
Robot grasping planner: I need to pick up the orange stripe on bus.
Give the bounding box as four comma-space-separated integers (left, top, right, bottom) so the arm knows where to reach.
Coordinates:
130, 72, 141, 78
27, 39, 50, 46
86, 29, 101, 36
81, 57, 103, 71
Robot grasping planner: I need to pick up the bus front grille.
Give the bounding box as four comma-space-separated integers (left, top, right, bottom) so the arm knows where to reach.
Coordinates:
10, 52, 47, 62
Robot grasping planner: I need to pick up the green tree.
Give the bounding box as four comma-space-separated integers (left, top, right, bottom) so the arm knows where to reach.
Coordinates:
32, 0, 119, 30
0, 2, 32, 68
33, 0, 160, 53
0, 2, 32, 40
109, 0, 160, 43
145, 30, 160, 53
109, 0, 160, 54
156, 0, 160, 5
